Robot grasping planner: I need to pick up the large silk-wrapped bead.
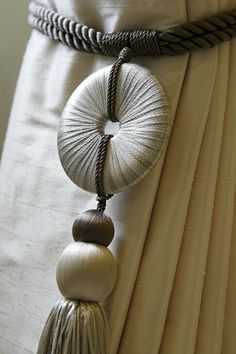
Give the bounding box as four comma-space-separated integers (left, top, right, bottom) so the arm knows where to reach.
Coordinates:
56, 242, 117, 302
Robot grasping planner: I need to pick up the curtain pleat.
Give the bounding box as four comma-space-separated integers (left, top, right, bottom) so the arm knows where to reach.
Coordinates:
195, 41, 236, 354
159, 42, 230, 354
116, 41, 221, 354
222, 198, 236, 354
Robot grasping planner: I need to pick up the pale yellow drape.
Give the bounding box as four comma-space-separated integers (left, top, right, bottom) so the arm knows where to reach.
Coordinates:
0, 1, 236, 353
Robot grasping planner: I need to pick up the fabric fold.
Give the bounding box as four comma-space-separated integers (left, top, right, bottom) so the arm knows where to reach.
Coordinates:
195, 38, 236, 354
117, 40, 220, 354
159, 41, 230, 354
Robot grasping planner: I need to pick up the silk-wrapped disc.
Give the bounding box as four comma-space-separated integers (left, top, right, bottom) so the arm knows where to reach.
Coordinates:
58, 63, 172, 194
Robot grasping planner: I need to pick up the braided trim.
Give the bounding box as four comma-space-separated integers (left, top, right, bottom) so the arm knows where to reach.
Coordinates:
29, 1, 236, 57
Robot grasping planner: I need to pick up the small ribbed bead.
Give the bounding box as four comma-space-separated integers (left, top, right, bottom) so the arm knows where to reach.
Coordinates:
72, 209, 114, 247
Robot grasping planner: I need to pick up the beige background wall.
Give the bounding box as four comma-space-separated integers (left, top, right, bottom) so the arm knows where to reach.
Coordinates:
0, 1, 30, 156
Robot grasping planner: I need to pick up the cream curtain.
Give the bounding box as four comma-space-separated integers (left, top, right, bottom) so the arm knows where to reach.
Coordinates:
1, 0, 236, 353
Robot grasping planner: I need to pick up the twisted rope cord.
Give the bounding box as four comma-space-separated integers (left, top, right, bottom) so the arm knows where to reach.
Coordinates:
29, 1, 103, 54
107, 47, 133, 122
95, 135, 113, 212
95, 48, 134, 211
29, 0, 236, 57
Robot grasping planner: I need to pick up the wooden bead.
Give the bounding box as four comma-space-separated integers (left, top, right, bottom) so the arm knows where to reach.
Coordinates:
72, 209, 114, 247
56, 242, 117, 302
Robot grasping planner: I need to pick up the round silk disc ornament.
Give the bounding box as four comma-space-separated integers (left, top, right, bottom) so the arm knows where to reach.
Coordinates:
58, 63, 172, 194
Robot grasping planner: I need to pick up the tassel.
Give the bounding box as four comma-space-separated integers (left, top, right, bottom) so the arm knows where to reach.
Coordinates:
37, 209, 117, 354
35, 41, 171, 352
37, 299, 110, 354
37, 49, 135, 353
